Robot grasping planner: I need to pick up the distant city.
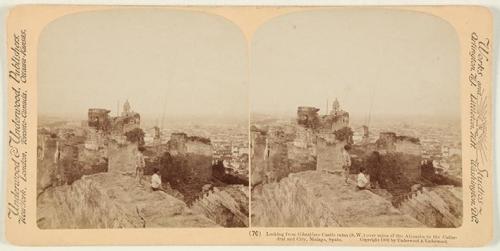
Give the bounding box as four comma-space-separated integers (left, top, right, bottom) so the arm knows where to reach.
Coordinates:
251, 111, 462, 178
39, 103, 249, 180
37, 100, 250, 228
250, 98, 462, 228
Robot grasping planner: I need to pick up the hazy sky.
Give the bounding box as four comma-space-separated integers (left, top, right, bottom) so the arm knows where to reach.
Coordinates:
39, 9, 248, 119
39, 9, 460, 122
250, 9, 460, 120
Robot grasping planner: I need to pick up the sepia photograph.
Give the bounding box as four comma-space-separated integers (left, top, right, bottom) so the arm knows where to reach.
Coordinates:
35, 9, 249, 228
4, 4, 494, 247
250, 9, 463, 228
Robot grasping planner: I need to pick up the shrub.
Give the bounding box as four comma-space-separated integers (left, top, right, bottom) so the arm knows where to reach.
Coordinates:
124, 128, 145, 144
333, 126, 353, 142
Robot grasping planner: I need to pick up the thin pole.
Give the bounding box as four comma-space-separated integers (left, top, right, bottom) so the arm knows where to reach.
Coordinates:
326, 98, 329, 115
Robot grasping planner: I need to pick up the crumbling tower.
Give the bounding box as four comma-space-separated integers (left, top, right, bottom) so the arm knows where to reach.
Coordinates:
362, 125, 370, 143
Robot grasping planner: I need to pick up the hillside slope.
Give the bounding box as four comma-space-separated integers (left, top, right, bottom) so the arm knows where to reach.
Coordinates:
37, 173, 218, 228
252, 170, 424, 227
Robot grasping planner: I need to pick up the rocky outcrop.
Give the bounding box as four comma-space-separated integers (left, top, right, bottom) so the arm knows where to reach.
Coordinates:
398, 186, 462, 227
37, 173, 218, 228
251, 171, 424, 227
191, 185, 249, 227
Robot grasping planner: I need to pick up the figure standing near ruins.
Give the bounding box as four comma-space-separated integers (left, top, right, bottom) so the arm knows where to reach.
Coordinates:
135, 146, 146, 186
342, 144, 352, 184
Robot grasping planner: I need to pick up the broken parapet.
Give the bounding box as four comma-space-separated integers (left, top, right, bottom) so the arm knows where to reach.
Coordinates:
167, 132, 212, 156
376, 132, 421, 155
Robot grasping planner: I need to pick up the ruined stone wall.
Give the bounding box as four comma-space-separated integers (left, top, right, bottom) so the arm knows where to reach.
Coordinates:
59, 144, 79, 162
136, 133, 214, 203
184, 153, 213, 182
37, 134, 48, 160
38, 134, 107, 195
84, 129, 106, 150
288, 127, 317, 173
88, 108, 111, 132
376, 133, 421, 154
166, 134, 213, 182
153, 151, 212, 204
108, 141, 138, 174
168, 133, 188, 155
110, 114, 141, 136
262, 130, 290, 183
252, 125, 336, 185
250, 128, 267, 186
291, 126, 314, 148
315, 131, 347, 172
122, 113, 141, 134
319, 111, 350, 132
186, 140, 213, 156
78, 147, 108, 175
374, 132, 423, 181
286, 142, 316, 174
352, 148, 422, 190
253, 125, 317, 186
385, 152, 422, 184
251, 104, 353, 185
37, 137, 58, 195
395, 140, 422, 156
